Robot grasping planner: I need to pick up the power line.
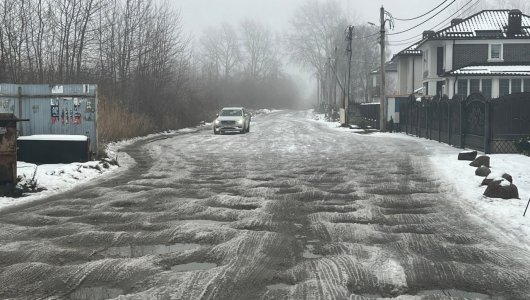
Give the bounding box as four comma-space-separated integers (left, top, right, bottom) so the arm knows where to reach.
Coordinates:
387, 0, 479, 46
388, 0, 479, 46
386, 0, 458, 36
392, 0, 450, 21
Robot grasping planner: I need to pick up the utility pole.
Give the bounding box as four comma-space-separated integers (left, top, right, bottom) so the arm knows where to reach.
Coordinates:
327, 57, 334, 119
332, 46, 339, 107
346, 25, 354, 127
379, 6, 386, 132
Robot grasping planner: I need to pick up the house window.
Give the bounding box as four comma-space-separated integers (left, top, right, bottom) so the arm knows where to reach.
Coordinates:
512, 79, 522, 93
499, 79, 510, 97
489, 44, 503, 61
470, 79, 480, 94
524, 79, 530, 92
458, 79, 468, 97
481, 79, 492, 99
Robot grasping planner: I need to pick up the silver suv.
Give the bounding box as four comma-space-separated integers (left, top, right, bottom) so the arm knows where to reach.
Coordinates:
213, 107, 251, 134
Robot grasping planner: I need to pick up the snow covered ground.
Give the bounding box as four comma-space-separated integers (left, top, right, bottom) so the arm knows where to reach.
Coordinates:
2, 110, 529, 299
0, 112, 280, 211
5, 111, 528, 250
0, 160, 119, 210
313, 112, 530, 250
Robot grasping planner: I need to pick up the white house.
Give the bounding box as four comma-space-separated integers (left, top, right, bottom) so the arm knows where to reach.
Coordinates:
392, 44, 423, 96
415, 9, 530, 99
369, 60, 398, 103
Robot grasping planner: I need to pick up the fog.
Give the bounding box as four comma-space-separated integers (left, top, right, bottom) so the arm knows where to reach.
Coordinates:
173, 0, 525, 103
0, 0, 527, 140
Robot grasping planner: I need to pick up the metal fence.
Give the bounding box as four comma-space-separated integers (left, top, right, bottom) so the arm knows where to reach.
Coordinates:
399, 92, 530, 154
358, 103, 380, 130
0, 84, 98, 154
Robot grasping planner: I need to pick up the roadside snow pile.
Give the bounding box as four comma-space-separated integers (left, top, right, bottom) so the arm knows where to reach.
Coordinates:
252, 109, 281, 116
367, 132, 530, 249
312, 111, 364, 133
17, 160, 117, 191
324, 129, 530, 249
0, 123, 210, 210
430, 147, 530, 249
0, 160, 118, 209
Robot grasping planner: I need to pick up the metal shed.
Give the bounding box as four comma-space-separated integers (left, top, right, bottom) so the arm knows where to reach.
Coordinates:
0, 84, 98, 154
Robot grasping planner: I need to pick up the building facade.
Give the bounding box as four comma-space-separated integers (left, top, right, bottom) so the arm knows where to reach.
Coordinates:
414, 9, 530, 99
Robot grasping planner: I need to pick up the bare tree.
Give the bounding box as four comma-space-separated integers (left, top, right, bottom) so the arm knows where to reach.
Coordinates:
240, 20, 280, 79
286, 0, 347, 80
200, 23, 241, 79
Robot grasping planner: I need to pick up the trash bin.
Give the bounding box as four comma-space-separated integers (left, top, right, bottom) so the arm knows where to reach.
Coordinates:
0, 114, 28, 185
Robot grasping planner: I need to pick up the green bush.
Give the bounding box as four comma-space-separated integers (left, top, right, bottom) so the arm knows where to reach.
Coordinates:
514, 136, 530, 156
387, 117, 394, 133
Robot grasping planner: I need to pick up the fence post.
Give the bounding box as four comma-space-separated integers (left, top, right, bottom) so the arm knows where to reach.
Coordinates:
448, 101, 452, 145
416, 102, 421, 137
405, 101, 409, 135
459, 98, 465, 149
405, 103, 408, 134
438, 102, 442, 143
426, 102, 430, 139
484, 100, 491, 154
428, 102, 432, 140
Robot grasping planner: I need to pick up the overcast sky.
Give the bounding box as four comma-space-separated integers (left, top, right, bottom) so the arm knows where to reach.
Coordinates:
170, 0, 513, 96
172, 0, 487, 52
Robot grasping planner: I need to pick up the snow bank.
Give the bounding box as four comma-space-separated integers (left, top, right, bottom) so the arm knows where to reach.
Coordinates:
0, 122, 212, 211
427, 145, 530, 249
309, 111, 530, 250
0, 160, 118, 210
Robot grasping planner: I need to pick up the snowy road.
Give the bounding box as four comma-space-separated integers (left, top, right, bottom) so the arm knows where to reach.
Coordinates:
0, 110, 529, 299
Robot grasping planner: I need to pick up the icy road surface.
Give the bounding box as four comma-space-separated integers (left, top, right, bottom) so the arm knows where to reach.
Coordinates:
0, 110, 529, 299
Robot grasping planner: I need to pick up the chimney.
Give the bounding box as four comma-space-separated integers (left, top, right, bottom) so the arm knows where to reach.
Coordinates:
507, 9, 522, 36
423, 30, 436, 39
451, 18, 463, 26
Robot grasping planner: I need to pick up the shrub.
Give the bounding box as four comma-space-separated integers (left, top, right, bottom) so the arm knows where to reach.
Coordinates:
514, 136, 530, 156
387, 117, 394, 133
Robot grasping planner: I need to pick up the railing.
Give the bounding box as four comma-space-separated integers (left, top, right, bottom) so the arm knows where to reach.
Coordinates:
399, 92, 530, 154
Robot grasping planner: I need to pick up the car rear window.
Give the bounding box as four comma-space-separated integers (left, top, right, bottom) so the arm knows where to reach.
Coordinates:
220, 109, 242, 116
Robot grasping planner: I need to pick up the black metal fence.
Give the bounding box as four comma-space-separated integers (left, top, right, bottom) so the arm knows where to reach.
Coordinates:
400, 92, 530, 153
358, 103, 380, 129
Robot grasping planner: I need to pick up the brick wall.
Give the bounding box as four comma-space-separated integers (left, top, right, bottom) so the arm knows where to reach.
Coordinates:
504, 44, 530, 62
453, 44, 488, 69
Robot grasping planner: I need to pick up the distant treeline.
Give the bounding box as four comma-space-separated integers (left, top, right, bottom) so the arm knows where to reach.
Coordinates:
0, 0, 301, 143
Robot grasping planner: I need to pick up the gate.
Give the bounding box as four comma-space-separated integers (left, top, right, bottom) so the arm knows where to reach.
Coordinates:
491, 92, 530, 153
462, 93, 490, 153
399, 92, 530, 154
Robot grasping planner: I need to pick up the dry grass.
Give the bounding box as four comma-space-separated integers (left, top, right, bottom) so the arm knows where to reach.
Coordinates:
98, 98, 156, 144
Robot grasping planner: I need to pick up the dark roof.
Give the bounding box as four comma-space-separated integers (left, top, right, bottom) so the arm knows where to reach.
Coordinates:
371, 60, 398, 74
446, 63, 530, 76
419, 10, 530, 46
392, 43, 422, 62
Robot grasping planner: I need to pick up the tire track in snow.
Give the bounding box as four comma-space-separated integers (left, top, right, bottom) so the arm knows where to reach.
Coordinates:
0, 111, 529, 299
